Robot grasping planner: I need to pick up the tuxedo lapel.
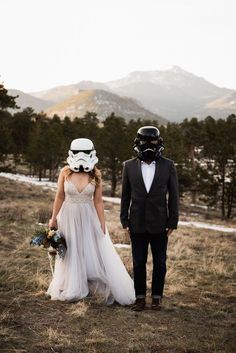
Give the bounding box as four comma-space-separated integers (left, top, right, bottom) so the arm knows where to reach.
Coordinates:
136, 159, 147, 194
148, 159, 161, 194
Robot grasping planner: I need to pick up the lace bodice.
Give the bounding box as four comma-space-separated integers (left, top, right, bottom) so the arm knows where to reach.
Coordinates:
64, 180, 95, 203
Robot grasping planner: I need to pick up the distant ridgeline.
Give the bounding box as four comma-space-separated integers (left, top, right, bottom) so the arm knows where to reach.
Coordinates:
8, 66, 236, 122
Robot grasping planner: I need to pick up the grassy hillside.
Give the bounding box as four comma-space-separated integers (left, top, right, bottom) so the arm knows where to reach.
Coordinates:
0, 177, 235, 353
45, 89, 166, 123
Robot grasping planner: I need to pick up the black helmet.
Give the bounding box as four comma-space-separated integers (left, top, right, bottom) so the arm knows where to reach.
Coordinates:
137, 126, 160, 142
133, 125, 164, 161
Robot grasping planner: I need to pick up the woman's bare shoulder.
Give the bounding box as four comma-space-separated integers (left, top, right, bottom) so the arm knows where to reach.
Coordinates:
61, 165, 69, 172
57, 166, 70, 181
60, 166, 70, 175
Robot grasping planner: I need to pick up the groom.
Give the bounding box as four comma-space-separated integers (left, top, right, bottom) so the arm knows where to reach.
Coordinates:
120, 126, 179, 311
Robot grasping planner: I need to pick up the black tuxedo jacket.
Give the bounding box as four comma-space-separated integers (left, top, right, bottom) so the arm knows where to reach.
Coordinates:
120, 157, 179, 234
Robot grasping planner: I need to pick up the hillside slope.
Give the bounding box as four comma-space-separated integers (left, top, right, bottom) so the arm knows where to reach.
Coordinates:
45, 89, 167, 123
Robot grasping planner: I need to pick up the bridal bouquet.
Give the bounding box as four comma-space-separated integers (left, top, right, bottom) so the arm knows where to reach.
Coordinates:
30, 227, 67, 259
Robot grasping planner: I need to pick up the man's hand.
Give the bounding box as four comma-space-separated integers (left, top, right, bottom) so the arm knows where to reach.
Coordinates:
123, 226, 131, 244
166, 228, 174, 236
124, 227, 130, 234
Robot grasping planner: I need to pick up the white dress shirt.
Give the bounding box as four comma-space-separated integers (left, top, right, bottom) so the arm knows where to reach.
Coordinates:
141, 161, 156, 193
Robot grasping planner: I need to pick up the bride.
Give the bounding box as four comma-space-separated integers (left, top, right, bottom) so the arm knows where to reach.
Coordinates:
47, 138, 135, 305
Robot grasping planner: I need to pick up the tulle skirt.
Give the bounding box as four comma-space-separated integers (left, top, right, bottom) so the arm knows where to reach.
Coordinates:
47, 200, 135, 305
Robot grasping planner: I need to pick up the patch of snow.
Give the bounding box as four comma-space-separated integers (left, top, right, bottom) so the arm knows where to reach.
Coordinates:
103, 196, 121, 204
179, 221, 236, 233
190, 203, 208, 210
0, 172, 57, 190
114, 243, 131, 249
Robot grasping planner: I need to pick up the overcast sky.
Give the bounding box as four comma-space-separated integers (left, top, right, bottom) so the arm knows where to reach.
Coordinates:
0, 0, 235, 92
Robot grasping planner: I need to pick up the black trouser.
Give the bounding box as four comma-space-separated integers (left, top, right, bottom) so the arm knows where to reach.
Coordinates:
130, 231, 168, 298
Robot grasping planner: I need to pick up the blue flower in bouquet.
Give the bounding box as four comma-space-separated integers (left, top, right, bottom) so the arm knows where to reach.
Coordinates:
30, 227, 67, 259
30, 233, 47, 247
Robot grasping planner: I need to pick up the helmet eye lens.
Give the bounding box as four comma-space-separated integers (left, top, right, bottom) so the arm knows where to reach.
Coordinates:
140, 140, 158, 145
71, 150, 92, 155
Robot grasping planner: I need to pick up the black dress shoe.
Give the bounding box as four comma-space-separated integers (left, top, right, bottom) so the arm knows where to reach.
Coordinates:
151, 297, 162, 310
131, 298, 146, 311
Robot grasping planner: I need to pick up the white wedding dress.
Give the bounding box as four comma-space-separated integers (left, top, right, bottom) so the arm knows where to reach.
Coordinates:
47, 179, 135, 305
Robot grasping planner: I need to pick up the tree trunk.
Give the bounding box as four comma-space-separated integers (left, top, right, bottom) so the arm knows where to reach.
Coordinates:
110, 169, 117, 197
38, 169, 42, 181
226, 189, 233, 219
190, 144, 197, 204
52, 167, 58, 182
226, 166, 236, 219
221, 164, 226, 219
49, 166, 52, 181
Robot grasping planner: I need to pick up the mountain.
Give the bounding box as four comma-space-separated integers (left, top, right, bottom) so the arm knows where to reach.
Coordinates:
31, 81, 110, 104
8, 89, 53, 112
196, 90, 236, 119
26, 67, 236, 122
45, 89, 167, 124
106, 66, 232, 121
206, 90, 236, 110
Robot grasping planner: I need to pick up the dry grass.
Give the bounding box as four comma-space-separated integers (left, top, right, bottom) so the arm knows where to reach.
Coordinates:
0, 176, 235, 353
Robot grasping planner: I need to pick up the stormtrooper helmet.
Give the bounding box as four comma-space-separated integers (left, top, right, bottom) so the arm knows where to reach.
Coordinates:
67, 138, 98, 172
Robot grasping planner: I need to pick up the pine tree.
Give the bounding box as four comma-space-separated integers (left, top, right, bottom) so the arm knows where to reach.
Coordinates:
0, 110, 13, 164
0, 82, 19, 165
0, 83, 19, 110
26, 115, 66, 180
11, 108, 36, 168
180, 118, 203, 203
98, 113, 129, 196
200, 115, 236, 218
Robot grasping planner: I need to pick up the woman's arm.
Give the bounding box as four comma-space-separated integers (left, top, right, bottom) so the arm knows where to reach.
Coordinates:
93, 180, 106, 234
49, 169, 65, 229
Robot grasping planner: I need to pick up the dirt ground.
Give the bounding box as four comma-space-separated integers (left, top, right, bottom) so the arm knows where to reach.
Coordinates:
0, 177, 235, 353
